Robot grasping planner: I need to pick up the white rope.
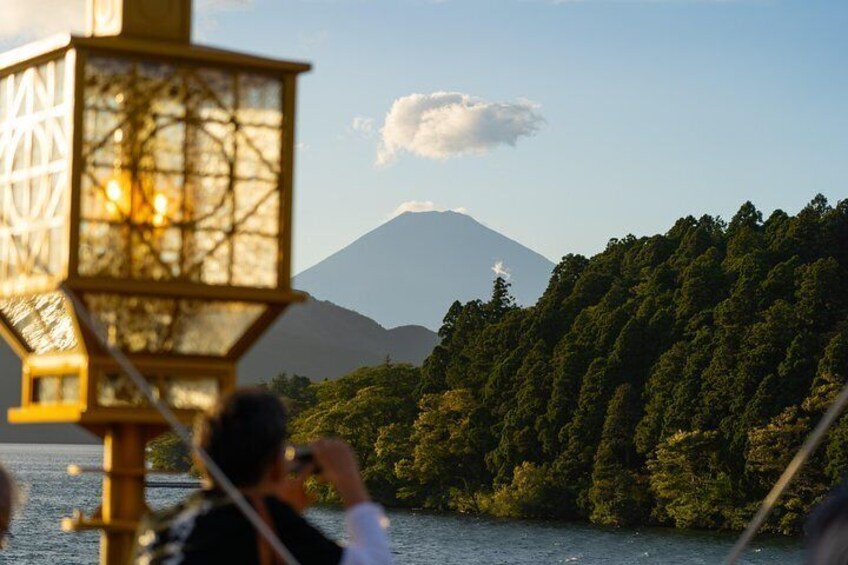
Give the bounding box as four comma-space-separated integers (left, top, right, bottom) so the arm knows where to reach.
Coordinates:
60, 283, 301, 565
724, 380, 848, 564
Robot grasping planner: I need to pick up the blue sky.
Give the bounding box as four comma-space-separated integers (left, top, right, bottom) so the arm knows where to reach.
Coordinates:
3, 0, 847, 272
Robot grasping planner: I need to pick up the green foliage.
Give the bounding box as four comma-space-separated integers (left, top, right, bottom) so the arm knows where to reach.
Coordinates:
478, 462, 563, 518
589, 384, 650, 526
290, 196, 848, 532
263, 372, 317, 417
396, 389, 486, 510
745, 406, 828, 534
187, 197, 848, 534
147, 432, 194, 474
648, 431, 738, 529
290, 363, 422, 506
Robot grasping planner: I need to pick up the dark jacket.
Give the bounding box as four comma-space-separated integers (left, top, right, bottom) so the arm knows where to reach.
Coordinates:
806, 484, 848, 565
134, 490, 344, 564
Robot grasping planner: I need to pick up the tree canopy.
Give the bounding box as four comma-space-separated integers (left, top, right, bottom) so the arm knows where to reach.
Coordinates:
150, 196, 848, 534
290, 197, 848, 533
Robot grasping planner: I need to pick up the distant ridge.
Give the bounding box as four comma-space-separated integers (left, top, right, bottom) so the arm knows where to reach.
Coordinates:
0, 297, 438, 444
240, 296, 439, 384
294, 211, 555, 330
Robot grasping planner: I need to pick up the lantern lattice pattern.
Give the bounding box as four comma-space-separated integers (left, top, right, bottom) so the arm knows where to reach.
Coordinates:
0, 56, 71, 292
0, 54, 77, 359
79, 56, 283, 288
77, 54, 285, 357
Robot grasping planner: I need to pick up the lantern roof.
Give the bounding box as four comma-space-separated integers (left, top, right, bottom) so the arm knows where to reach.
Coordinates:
0, 33, 312, 76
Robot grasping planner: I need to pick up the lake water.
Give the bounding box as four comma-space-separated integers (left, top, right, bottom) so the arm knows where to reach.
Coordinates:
0, 444, 804, 564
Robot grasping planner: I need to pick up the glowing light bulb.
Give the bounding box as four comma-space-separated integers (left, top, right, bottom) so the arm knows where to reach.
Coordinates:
113, 128, 124, 143
153, 193, 168, 215
106, 178, 123, 202
152, 193, 168, 227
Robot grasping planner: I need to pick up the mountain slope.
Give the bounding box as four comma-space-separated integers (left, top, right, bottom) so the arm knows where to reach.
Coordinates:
239, 297, 439, 383
294, 211, 555, 330
0, 298, 438, 444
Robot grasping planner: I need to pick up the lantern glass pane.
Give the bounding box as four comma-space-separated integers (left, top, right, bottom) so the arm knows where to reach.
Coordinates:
32, 374, 78, 404
163, 377, 218, 410
84, 294, 265, 356
0, 292, 77, 353
0, 55, 71, 293
62, 374, 80, 403
79, 55, 285, 289
33, 376, 60, 404
98, 372, 149, 407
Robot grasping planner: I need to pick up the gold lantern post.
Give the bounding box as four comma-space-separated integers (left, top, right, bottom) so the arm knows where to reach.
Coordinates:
0, 1, 309, 562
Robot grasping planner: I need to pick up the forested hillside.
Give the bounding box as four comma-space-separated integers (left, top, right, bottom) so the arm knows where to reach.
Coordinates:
291, 196, 848, 534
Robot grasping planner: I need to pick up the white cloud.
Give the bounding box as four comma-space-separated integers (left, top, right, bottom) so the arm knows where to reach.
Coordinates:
376, 91, 543, 166
389, 201, 468, 219
394, 200, 438, 215
0, 0, 254, 42
350, 116, 376, 138
492, 260, 512, 280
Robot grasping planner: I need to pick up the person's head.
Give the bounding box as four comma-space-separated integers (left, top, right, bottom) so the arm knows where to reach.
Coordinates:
0, 464, 15, 549
805, 484, 848, 564
195, 388, 289, 489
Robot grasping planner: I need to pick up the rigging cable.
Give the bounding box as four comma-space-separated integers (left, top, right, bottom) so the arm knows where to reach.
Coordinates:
60, 283, 302, 565
724, 378, 848, 564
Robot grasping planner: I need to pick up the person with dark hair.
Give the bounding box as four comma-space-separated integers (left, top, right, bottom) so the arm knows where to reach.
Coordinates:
0, 463, 15, 550
134, 388, 392, 564
805, 484, 848, 564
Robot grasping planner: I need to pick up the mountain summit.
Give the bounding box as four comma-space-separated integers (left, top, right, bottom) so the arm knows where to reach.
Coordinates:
294, 211, 555, 330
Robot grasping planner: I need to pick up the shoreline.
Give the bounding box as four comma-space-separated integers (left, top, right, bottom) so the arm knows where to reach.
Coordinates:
0, 443, 807, 544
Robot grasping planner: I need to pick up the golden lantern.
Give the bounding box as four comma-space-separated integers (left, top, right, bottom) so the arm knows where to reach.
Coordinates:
0, 0, 309, 562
